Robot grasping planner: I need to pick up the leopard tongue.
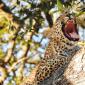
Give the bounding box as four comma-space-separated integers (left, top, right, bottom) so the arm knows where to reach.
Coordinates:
69, 32, 79, 39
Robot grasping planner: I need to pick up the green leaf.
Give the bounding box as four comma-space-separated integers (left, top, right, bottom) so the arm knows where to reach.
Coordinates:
76, 11, 85, 17
57, 0, 63, 12
0, 49, 4, 59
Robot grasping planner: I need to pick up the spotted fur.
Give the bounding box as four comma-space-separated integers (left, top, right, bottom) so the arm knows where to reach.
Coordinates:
20, 15, 80, 85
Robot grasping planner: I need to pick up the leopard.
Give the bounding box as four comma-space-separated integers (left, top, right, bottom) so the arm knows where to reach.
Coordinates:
20, 13, 81, 85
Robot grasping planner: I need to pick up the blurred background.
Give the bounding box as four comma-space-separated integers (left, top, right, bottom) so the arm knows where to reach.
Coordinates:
0, 0, 85, 85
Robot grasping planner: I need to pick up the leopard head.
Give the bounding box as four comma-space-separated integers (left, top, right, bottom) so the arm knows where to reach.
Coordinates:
61, 14, 79, 41
44, 13, 80, 43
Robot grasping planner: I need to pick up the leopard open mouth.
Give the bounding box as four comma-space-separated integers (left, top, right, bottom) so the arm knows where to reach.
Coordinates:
62, 19, 79, 41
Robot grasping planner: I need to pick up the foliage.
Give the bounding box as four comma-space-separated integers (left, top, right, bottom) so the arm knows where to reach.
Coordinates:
0, 0, 84, 85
